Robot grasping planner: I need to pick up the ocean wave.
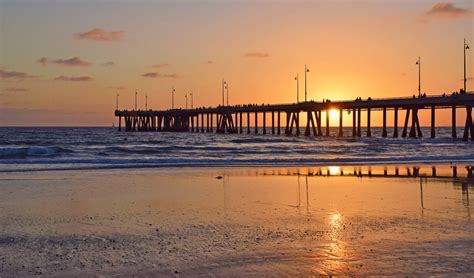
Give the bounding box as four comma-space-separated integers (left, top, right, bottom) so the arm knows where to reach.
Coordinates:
0, 127, 473, 172
0, 146, 74, 159
0, 154, 473, 173
229, 137, 300, 144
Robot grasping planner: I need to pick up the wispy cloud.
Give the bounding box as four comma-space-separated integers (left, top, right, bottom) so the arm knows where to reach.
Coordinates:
74, 28, 124, 42
102, 61, 116, 67
244, 52, 270, 59
108, 85, 125, 90
38, 56, 91, 67
426, 2, 471, 18
54, 75, 94, 82
3, 87, 29, 92
0, 69, 37, 79
141, 72, 180, 78
151, 64, 169, 69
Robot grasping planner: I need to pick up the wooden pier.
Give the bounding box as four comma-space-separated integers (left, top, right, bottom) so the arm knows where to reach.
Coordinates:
115, 92, 474, 141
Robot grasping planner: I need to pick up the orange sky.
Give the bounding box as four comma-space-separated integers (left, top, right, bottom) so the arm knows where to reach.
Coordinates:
1, 0, 473, 126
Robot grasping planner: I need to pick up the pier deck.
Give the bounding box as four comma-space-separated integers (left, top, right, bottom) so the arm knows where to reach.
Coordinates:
115, 92, 474, 141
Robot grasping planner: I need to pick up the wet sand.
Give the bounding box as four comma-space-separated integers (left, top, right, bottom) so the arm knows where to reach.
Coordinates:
1, 164, 473, 276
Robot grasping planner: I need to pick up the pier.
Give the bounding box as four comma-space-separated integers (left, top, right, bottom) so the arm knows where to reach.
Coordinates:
115, 92, 474, 141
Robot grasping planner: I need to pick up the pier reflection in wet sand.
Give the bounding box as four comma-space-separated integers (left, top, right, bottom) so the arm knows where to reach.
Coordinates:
0, 164, 473, 275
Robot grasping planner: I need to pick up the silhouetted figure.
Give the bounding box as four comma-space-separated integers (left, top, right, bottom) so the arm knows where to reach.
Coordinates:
467, 166, 473, 179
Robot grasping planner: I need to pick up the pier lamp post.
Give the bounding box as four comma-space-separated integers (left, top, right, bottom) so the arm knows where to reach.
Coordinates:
225, 82, 229, 106
135, 90, 138, 110
304, 65, 309, 102
464, 38, 470, 92
171, 86, 175, 109
294, 74, 299, 103
116, 93, 119, 111
416, 57, 421, 97
190, 91, 194, 109
222, 79, 226, 106
185, 93, 188, 109
145, 94, 148, 110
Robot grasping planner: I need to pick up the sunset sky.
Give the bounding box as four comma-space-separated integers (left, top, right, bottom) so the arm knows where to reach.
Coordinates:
1, 0, 473, 126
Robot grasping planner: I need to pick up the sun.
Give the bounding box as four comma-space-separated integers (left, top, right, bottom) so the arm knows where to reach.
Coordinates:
329, 109, 339, 118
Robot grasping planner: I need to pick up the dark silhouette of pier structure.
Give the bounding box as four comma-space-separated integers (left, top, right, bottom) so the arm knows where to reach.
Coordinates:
115, 92, 474, 141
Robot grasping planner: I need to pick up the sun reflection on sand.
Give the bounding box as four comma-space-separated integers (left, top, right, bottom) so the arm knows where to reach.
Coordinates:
329, 211, 342, 227
319, 211, 347, 274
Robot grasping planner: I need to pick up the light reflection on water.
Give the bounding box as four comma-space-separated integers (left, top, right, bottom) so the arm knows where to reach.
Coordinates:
328, 166, 341, 176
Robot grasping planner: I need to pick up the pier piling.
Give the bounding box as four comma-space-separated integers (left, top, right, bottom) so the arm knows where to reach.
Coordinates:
452, 106, 457, 138
431, 106, 435, 138
352, 109, 356, 137
339, 109, 343, 137
326, 111, 330, 136
367, 108, 371, 137
393, 107, 398, 138
382, 108, 387, 137
357, 108, 361, 137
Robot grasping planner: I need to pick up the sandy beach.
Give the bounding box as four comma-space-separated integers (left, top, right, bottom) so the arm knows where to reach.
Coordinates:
1, 164, 473, 276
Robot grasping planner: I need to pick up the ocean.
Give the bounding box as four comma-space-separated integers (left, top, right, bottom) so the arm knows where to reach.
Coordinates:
1, 127, 474, 275
0, 126, 473, 172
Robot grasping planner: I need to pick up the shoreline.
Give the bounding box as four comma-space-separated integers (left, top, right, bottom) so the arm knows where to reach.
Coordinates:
1, 160, 473, 174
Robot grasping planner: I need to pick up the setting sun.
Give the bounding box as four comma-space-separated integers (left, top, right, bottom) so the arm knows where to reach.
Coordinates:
329, 109, 339, 119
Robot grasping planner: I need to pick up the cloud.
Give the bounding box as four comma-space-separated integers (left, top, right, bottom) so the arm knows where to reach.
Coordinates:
151, 63, 169, 69
142, 72, 159, 78
206, 60, 214, 64
3, 87, 29, 92
102, 61, 116, 67
0, 69, 37, 79
426, 2, 471, 18
108, 85, 125, 90
74, 28, 124, 42
54, 75, 94, 82
416, 17, 429, 25
141, 72, 180, 78
38, 56, 91, 67
461, 77, 474, 81
244, 52, 270, 58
